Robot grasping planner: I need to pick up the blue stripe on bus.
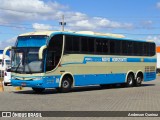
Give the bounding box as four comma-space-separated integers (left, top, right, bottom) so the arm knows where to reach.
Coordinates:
61, 57, 156, 66
83, 57, 157, 63
73, 72, 156, 86
74, 73, 126, 86
11, 72, 156, 88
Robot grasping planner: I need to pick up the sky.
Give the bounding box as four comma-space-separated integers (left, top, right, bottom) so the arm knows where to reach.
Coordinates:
0, 0, 160, 49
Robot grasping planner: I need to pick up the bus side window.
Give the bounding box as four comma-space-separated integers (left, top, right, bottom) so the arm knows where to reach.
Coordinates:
65, 36, 72, 52
122, 41, 127, 55
139, 42, 143, 56
96, 39, 103, 53
143, 42, 148, 56
128, 41, 133, 55
110, 40, 115, 54
81, 37, 88, 52
88, 38, 95, 53
133, 42, 137, 56
72, 36, 80, 52
150, 43, 156, 56
46, 35, 63, 71
102, 40, 109, 54
146, 43, 150, 56
65, 36, 80, 53
115, 40, 121, 55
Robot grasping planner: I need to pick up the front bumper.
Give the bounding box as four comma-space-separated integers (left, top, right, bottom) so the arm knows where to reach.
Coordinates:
11, 76, 60, 88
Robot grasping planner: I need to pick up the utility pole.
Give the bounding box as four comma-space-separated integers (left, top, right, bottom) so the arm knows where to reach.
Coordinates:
59, 15, 66, 31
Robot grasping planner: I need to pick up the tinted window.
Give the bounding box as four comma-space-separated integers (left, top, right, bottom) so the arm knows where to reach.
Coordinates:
127, 41, 133, 55
46, 35, 63, 71
122, 41, 133, 55
72, 36, 80, 51
88, 38, 95, 53
65, 36, 80, 52
138, 42, 143, 56
95, 39, 109, 54
65, 36, 72, 51
102, 39, 109, 53
81, 37, 88, 52
110, 40, 115, 54
115, 40, 121, 55
150, 43, 156, 56
143, 43, 148, 56
133, 42, 140, 56
64, 35, 155, 56
96, 39, 103, 53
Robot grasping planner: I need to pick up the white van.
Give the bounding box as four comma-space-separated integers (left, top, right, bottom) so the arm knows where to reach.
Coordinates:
3, 68, 11, 86
0, 54, 11, 72
0, 54, 11, 86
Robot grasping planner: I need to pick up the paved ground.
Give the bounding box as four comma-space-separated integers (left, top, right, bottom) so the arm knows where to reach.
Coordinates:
1, 76, 160, 120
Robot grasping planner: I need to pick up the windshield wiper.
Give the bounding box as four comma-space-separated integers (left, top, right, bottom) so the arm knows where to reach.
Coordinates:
15, 61, 22, 72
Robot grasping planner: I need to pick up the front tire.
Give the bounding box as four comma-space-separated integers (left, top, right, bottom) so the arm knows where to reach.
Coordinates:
32, 88, 45, 93
126, 74, 134, 87
58, 76, 72, 93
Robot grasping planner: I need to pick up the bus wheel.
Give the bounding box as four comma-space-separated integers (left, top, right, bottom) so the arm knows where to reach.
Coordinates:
135, 75, 142, 87
59, 76, 72, 93
126, 74, 134, 87
32, 88, 45, 93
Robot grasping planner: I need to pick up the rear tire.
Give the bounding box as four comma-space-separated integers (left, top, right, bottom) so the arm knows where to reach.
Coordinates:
58, 76, 72, 93
135, 75, 142, 87
126, 74, 134, 87
32, 88, 45, 93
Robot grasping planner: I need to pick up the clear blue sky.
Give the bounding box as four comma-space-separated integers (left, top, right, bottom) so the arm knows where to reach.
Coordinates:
0, 0, 160, 49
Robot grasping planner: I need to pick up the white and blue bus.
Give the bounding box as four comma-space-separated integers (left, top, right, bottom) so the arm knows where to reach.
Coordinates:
3, 31, 156, 93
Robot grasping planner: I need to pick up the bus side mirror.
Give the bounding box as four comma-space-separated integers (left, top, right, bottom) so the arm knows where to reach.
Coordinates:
3, 46, 13, 59
39, 45, 47, 60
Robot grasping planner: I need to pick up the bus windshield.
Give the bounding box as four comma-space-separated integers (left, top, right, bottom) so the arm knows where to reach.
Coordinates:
11, 35, 48, 74
17, 35, 48, 47
11, 47, 44, 74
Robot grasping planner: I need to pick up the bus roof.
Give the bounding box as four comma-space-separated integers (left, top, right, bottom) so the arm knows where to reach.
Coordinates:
19, 30, 125, 38
19, 31, 58, 36
18, 30, 155, 43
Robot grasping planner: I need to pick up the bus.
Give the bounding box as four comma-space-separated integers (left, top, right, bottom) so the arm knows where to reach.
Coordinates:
3, 31, 156, 93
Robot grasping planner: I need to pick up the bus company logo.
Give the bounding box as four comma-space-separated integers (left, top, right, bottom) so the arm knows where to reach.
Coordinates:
102, 57, 110, 62
85, 57, 92, 61
112, 58, 127, 62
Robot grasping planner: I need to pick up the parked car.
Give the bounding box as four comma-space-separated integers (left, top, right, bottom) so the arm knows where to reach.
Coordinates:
3, 68, 11, 86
